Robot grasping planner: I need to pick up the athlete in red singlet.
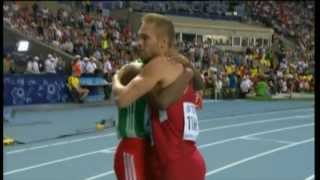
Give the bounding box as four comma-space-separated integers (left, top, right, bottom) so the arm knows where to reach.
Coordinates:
113, 62, 194, 180
148, 83, 206, 180
112, 13, 206, 180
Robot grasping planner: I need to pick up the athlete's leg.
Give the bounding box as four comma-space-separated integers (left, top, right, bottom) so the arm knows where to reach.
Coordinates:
114, 138, 147, 180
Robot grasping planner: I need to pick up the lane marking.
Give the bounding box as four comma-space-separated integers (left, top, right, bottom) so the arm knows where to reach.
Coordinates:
203, 100, 224, 103
5, 108, 312, 155
200, 115, 313, 133
99, 149, 115, 154
198, 123, 313, 149
5, 132, 116, 155
200, 108, 313, 123
206, 138, 314, 176
305, 174, 314, 180
239, 136, 295, 145
4, 123, 313, 176
85, 124, 314, 180
84, 171, 114, 180
3, 146, 116, 176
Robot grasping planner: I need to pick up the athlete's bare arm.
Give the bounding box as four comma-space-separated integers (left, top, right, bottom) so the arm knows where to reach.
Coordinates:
112, 56, 184, 108
149, 67, 193, 109
170, 54, 204, 91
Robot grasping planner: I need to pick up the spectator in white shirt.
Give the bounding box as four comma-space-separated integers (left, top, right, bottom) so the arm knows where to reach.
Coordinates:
52, 39, 60, 48
62, 40, 74, 54
102, 53, 113, 101
92, 56, 103, 75
80, 57, 89, 74
280, 78, 288, 93
42, 7, 49, 18
51, 54, 60, 66
199, 45, 204, 62
62, 10, 68, 23
215, 74, 223, 100
84, 57, 97, 74
55, 27, 63, 41
26, 56, 40, 74
3, 4, 9, 13
45, 54, 56, 73
276, 70, 283, 78
240, 75, 253, 98
103, 53, 113, 81
94, 50, 102, 61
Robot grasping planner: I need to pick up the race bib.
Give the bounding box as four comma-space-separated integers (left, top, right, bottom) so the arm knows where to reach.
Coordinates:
183, 102, 199, 141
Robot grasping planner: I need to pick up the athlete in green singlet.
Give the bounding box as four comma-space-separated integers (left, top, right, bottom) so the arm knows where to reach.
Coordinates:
114, 60, 194, 180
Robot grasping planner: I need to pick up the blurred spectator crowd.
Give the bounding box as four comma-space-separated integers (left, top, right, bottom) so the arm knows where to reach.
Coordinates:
3, 1, 314, 100
178, 41, 314, 99
3, 1, 138, 77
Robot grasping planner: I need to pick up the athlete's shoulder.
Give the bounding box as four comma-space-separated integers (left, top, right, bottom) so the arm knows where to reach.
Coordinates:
176, 53, 188, 60
170, 53, 191, 67
143, 56, 167, 70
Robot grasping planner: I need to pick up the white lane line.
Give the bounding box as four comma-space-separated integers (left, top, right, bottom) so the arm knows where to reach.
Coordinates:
305, 174, 314, 180
84, 171, 114, 180
200, 115, 313, 133
85, 123, 314, 180
200, 108, 313, 123
203, 99, 247, 103
203, 100, 223, 103
3, 146, 115, 176
198, 123, 313, 149
5, 108, 312, 155
99, 149, 115, 154
205, 138, 314, 176
239, 136, 295, 145
4, 123, 313, 176
5, 132, 116, 155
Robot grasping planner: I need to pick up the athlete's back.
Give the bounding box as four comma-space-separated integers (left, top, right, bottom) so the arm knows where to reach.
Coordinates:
150, 84, 206, 180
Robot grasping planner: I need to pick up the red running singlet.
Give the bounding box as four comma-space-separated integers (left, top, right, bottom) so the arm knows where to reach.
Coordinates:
148, 84, 206, 180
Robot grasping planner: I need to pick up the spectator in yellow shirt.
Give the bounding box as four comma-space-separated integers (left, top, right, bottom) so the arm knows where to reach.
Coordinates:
225, 62, 235, 75
3, 54, 15, 74
67, 71, 89, 103
250, 66, 258, 78
260, 54, 271, 68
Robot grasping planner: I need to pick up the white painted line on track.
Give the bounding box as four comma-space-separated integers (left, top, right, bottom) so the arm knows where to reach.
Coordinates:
305, 174, 314, 180
205, 138, 314, 176
203, 99, 223, 103
5, 132, 116, 155
3, 146, 116, 176
200, 115, 313, 133
198, 123, 313, 149
84, 170, 114, 180
5, 108, 312, 155
84, 123, 314, 180
4, 123, 313, 176
239, 136, 295, 145
99, 149, 115, 154
200, 108, 313, 123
